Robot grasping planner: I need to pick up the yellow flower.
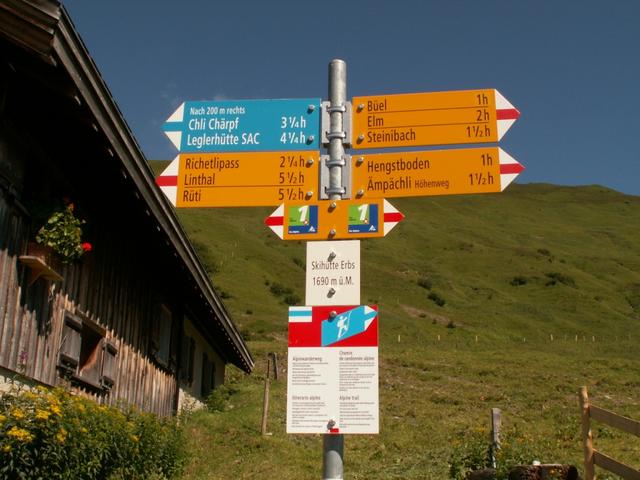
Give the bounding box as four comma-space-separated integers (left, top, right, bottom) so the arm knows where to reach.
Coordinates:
10, 408, 25, 420
2, 444, 11, 452
0, 414, 6, 424
49, 404, 62, 416
80, 427, 88, 434
7, 426, 34, 443
56, 428, 67, 443
131, 435, 140, 443
23, 391, 37, 400
76, 404, 85, 413
35, 409, 51, 421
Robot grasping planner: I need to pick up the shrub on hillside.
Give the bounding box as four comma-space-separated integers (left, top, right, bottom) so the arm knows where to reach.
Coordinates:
190, 239, 220, 275
214, 285, 232, 299
284, 294, 301, 306
268, 282, 299, 305
269, 282, 292, 297
428, 291, 446, 307
239, 327, 252, 341
292, 257, 305, 270
545, 272, 576, 287
0, 385, 186, 480
206, 385, 235, 413
626, 283, 640, 314
417, 277, 433, 290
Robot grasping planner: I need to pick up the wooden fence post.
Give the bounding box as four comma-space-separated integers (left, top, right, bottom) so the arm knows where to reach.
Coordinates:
270, 352, 279, 381
490, 408, 502, 469
580, 386, 595, 480
261, 355, 271, 435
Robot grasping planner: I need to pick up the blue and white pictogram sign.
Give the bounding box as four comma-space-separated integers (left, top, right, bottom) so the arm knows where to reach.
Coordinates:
321, 306, 377, 346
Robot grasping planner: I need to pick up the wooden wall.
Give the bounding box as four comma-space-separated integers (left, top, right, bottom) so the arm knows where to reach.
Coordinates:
0, 113, 187, 416
0, 182, 184, 415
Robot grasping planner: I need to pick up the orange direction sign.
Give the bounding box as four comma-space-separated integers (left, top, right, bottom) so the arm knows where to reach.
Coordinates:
156, 151, 319, 207
352, 89, 519, 149
352, 147, 524, 199
265, 199, 403, 241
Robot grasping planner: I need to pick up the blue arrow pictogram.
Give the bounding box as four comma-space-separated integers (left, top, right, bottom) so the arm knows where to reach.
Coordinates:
321, 306, 376, 346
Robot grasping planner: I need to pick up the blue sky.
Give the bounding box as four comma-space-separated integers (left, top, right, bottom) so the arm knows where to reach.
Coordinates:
63, 0, 640, 195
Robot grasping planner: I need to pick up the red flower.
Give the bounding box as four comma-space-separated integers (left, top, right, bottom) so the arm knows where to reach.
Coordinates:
81, 242, 92, 252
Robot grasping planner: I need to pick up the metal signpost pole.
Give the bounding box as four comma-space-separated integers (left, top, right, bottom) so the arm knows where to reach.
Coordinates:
326, 59, 347, 202
322, 58, 346, 480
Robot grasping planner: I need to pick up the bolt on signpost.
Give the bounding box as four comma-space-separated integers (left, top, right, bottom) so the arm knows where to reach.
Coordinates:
158, 57, 522, 479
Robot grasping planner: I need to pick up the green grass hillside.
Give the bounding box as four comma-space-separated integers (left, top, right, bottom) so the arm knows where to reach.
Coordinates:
174, 183, 640, 341
151, 161, 640, 479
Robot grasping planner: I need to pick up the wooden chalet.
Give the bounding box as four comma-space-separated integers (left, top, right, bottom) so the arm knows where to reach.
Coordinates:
0, 0, 253, 415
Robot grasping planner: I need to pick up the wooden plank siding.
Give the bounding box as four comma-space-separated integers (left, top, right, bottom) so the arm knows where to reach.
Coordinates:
0, 191, 31, 373
1, 185, 183, 415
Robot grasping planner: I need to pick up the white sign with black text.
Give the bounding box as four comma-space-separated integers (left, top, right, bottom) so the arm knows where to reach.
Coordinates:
305, 240, 360, 306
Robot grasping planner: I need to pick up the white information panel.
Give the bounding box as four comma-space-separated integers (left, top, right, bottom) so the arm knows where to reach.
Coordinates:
286, 305, 379, 434
287, 347, 378, 434
305, 240, 360, 306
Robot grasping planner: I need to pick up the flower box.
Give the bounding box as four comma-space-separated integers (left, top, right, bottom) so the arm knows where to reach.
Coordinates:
19, 241, 63, 284
26, 241, 56, 265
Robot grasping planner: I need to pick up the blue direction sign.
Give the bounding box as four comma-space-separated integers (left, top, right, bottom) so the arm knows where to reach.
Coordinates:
321, 306, 377, 347
163, 98, 320, 152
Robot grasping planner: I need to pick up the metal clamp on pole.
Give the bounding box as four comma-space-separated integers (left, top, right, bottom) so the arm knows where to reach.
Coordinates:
319, 154, 351, 200
326, 104, 346, 113
326, 131, 347, 140
321, 101, 352, 146
324, 186, 346, 197
325, 154, 347, 167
